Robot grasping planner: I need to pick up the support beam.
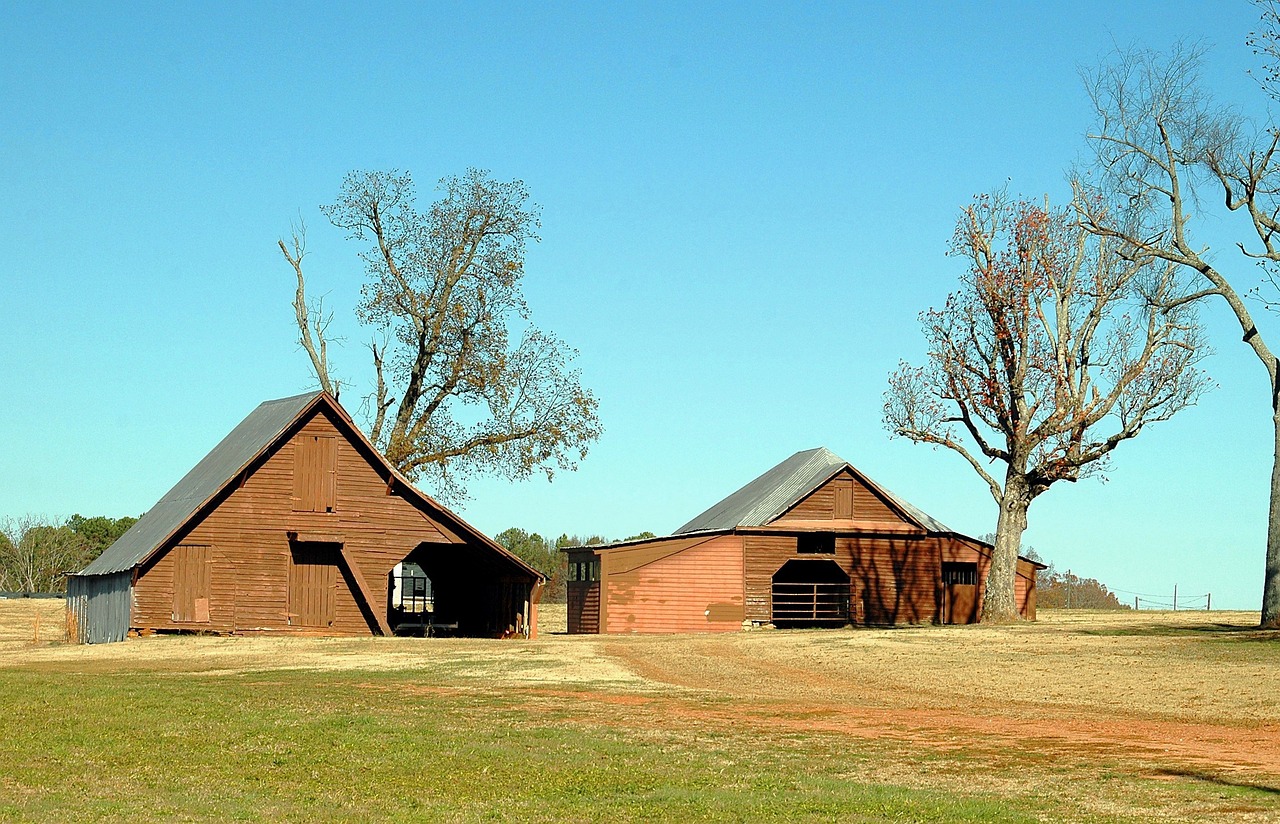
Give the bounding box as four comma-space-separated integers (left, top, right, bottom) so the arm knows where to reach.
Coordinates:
338, 546, 392, 636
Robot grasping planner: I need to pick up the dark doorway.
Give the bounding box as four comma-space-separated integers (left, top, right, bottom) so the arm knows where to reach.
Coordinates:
771, 559, 851, 627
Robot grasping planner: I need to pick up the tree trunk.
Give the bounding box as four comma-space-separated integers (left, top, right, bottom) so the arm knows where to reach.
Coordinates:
983, 473, 1030, 623
1264, 410, 1280, 627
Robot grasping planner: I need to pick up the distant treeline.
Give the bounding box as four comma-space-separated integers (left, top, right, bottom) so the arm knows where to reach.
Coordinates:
494, 528, 655, 602
1022, 549, 1129, 610
0, 514, 138, 593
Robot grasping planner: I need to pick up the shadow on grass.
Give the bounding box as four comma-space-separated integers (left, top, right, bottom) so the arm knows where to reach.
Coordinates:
1156, 768, 1280, 795
1078, 622, 1278, 639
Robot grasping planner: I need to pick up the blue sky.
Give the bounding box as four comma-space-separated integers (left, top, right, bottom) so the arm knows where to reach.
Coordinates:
0, 1, 1271, 608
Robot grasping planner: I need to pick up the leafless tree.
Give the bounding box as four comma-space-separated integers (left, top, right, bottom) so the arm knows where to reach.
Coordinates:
885, 193, 1209, 622
1075, 35, 1280, 626
281, 169, 602, 503
0, 516, 91, 593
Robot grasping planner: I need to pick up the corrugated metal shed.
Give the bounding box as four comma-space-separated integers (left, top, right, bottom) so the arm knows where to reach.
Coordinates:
66, 572, 131, 644
674, 446, 958, 536
78, 392, 323, 576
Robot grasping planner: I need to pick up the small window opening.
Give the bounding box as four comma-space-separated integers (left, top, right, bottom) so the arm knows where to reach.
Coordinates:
942, 562, 978, 586
797, 533, 836, 554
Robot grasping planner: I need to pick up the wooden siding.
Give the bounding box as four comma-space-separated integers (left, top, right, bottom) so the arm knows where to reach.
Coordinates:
131, 407, 506, 636
602, 535, 743, 634
744, 533, 942, 625
774, 471, 907, 526
567, 582, 599, 634
171, 544, 211, 623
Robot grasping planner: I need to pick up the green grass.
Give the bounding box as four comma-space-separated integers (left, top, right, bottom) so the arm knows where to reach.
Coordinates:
0, 668, 1036, 823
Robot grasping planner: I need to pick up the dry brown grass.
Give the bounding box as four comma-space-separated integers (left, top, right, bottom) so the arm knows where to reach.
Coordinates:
4, 600, 1276, 821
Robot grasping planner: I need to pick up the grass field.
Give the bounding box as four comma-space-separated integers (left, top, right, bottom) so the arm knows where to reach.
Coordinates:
1, 600, 1278, 822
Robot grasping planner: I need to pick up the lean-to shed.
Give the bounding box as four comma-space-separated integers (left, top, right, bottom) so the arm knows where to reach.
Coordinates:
565, 447, 1041, 634
67, 391, 542, 643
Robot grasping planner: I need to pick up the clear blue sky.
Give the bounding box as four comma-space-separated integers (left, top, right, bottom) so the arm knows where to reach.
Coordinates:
0, 1, 1271, 608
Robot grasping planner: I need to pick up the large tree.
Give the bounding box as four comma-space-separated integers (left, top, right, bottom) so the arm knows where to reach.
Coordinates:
884, 193, 1209, 621
1073, 33, 1280, 626
281, 169, 601, 503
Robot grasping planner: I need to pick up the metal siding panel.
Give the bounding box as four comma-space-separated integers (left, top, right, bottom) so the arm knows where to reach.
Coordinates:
67, 573, 132, 644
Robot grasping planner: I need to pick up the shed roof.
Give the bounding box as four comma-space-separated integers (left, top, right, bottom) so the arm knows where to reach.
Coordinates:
674, 446, 957, 536
77, 391, 542, 581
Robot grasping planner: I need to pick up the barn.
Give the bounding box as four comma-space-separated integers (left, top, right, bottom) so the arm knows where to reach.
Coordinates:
565, 447, 1040, 634
67, 391, 543, 643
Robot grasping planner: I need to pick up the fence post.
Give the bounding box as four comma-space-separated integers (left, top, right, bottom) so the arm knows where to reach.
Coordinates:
1206, 592, 1211, 612
1173, 584, 1177, 612
1134, 595, 1138, 610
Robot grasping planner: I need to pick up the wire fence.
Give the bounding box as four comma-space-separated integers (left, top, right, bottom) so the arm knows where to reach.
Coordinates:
1104, 585, 1211, 611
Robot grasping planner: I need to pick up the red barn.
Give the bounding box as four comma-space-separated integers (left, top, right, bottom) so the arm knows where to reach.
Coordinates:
68, 391, 542, 643
565, 447, 1039, 634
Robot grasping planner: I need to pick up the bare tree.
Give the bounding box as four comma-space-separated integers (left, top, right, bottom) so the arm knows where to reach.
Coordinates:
0, 516, 92, 593
282, 169, 602, 503
1074, 38, 1280, 626
885, 193, 1209, 622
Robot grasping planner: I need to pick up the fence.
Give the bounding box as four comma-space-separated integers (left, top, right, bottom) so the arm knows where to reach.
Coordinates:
1106, 585, 1211, 611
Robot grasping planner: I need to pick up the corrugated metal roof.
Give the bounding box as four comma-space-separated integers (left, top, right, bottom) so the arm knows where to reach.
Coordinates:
77, 392, 323, 576
674, 446, 959, 536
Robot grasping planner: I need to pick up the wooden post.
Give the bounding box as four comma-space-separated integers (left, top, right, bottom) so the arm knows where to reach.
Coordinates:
1173, 583, 1178, 612
1134, 595, 1138, 611
1206, 592, 1211, 612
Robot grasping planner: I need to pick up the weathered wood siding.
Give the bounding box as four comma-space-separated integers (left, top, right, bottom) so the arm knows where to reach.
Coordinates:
846, 536, 940, 624
602, 535, 744, 634
743, 533, 942, 624
567, 583, 600, 634
774, 471, 905, 525
132, 408, 465, 635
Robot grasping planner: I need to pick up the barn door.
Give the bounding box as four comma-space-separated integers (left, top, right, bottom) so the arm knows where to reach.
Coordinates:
172, 544, 211, 623
942, 562, 979, 624
289, 543, 339, 627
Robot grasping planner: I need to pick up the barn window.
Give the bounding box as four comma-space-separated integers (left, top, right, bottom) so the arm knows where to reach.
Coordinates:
293, 435, 337, 512
172, 544, 211, 623
942, 562, 978, 586
797, 533, 835, 554
569, 560, 599, 582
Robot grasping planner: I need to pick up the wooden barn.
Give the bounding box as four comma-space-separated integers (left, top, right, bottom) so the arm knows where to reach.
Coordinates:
565, 447, 1040, 634
67, 391, 542, 644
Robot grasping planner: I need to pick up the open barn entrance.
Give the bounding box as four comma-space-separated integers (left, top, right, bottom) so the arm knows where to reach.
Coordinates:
391, 542, 534, 637
771, 559, 851, 627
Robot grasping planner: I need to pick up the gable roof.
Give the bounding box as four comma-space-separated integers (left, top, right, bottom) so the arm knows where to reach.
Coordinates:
77, 392, 541, 581
674, 446, 958, 536
79, 392, 324, 576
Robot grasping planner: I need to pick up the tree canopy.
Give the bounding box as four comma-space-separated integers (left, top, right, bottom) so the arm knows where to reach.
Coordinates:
282, 168, 602, 503
885, 192, 1209, 621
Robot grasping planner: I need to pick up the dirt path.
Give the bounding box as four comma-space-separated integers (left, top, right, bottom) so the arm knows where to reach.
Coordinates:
593, 616, 1280, 781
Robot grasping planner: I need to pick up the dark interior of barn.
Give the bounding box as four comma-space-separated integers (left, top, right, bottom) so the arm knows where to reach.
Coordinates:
390, 541, 534, 637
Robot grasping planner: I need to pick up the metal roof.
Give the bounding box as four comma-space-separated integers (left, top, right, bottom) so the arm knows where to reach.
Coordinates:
674, 446, 958, 536
77, 392, 324, 575
76, 391, 544, 583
